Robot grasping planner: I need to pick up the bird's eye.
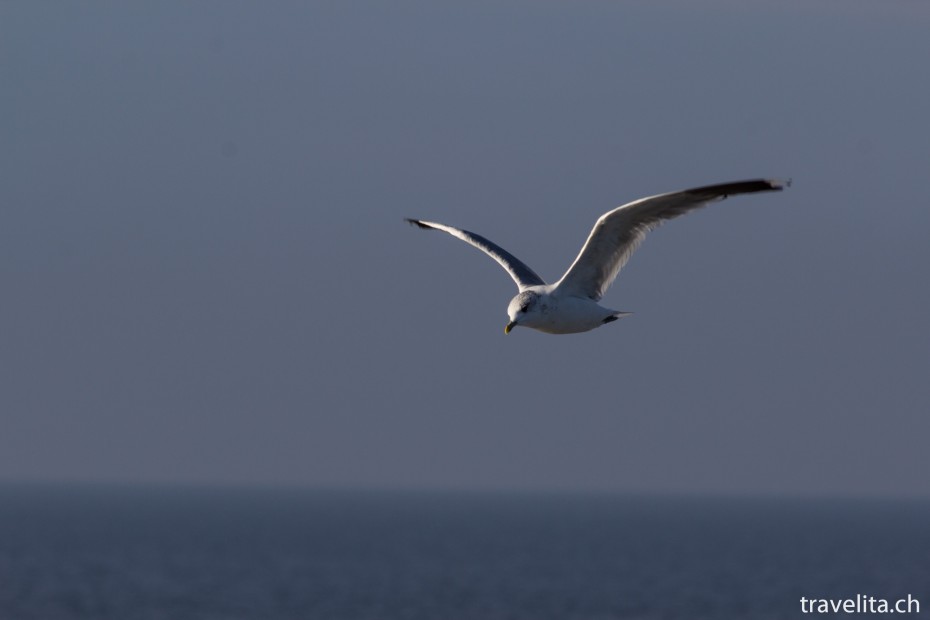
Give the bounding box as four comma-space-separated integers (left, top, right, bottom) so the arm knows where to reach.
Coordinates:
519, 304, 529, 313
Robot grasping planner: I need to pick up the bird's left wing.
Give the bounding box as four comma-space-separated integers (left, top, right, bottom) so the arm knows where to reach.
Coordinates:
554, 179, 788, 301
405, 219, 545, 290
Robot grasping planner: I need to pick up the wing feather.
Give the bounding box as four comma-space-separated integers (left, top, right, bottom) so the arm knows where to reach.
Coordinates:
405, 219, 546, 290
554, 179, 788, 300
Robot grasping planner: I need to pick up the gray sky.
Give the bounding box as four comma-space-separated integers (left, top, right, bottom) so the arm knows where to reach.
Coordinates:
3, 1, 929, 497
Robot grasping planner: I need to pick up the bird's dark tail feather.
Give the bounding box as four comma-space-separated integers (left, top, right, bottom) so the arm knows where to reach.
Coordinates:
603, 312, 633, 325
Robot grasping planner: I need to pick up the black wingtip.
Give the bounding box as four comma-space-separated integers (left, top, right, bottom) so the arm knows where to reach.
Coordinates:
404, 218, 431, 229
687, 178, 790, 200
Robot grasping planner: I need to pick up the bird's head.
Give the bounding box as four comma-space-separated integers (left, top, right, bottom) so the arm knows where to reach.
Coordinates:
505, 290, 542, 334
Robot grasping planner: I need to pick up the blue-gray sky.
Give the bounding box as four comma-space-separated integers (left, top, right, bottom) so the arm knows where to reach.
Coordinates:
3, 1, 929, 497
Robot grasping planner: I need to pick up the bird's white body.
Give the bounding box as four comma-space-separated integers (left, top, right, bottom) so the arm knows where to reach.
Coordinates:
407, 179, 787, 335
506, 285, 625, 334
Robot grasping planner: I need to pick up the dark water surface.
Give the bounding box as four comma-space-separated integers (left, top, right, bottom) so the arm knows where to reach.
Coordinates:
0, 484, 927, 619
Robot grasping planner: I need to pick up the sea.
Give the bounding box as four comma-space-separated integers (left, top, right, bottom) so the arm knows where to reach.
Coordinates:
0, 484, 927, 620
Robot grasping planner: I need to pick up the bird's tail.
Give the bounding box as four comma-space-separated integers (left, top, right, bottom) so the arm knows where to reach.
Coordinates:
602, 312, 633, 325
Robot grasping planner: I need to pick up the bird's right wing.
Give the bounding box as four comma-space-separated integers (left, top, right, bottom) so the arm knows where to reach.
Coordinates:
405, 219, 546, 290
554, 179, 787, 301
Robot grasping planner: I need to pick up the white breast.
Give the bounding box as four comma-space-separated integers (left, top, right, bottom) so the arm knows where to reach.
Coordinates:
533, 295, 614, 334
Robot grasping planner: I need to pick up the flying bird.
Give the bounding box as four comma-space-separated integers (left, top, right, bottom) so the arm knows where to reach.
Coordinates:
406, 179, 788, 335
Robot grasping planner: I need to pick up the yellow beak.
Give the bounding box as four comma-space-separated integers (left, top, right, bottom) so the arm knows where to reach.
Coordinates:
504, 321, 516, 334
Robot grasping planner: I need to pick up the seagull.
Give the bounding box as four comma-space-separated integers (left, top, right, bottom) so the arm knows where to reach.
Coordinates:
406, 178, 788, 335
